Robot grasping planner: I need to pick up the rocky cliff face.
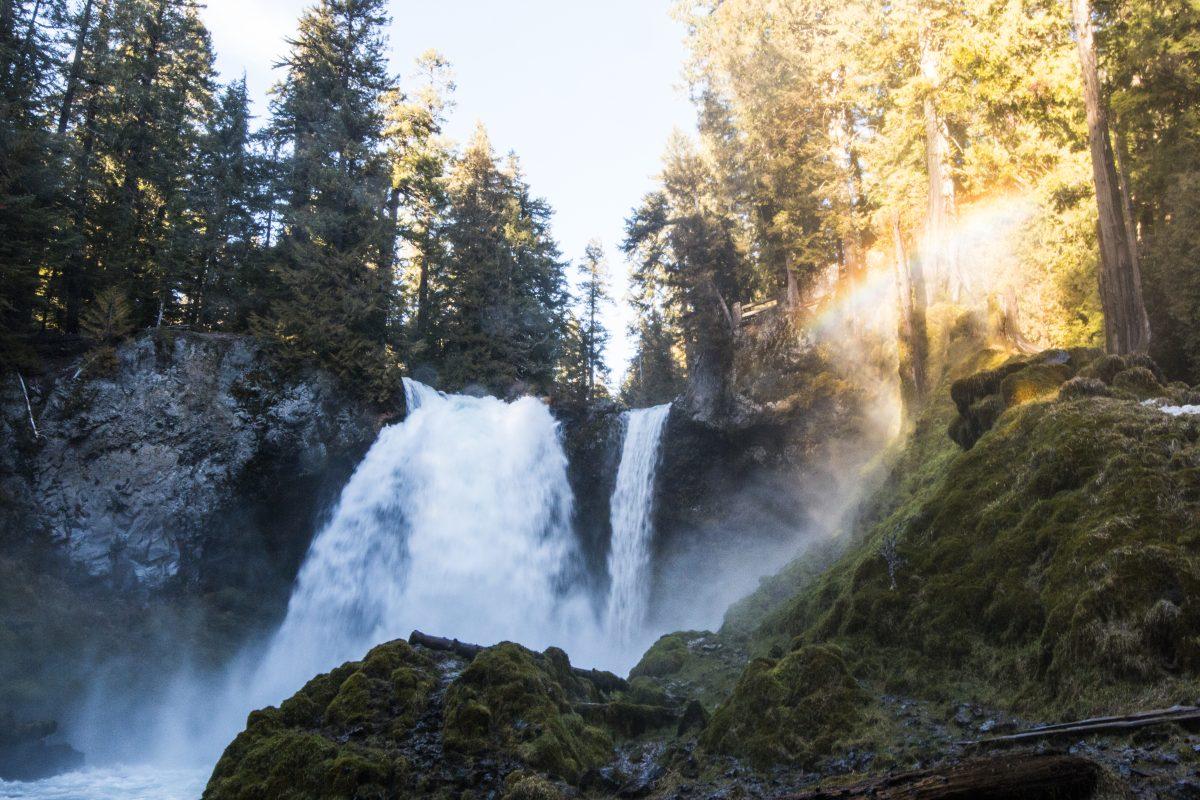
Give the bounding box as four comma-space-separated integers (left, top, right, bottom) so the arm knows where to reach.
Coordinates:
646, 313, 887, 630
1, 330, 380, 594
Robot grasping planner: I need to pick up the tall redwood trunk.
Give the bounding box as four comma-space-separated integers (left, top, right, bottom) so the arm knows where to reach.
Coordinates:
1071, 0, 1151, 354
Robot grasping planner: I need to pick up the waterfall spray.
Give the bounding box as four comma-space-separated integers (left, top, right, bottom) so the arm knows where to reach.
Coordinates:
604, 404, 671, 645
248, 378, 589, 701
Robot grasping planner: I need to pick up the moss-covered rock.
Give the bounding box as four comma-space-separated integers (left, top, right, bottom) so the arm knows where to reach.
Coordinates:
206, 637, 631, 798
631, 634, 691, 679
700, 645, 867, 769
204, 640, 436, 800
1111, 366, 1163, 400
442, 642, 612, 782
628, 631, 747, 711
948, 349, 1178, 449
501, 772, 564, 800
747, 369, 1200, 719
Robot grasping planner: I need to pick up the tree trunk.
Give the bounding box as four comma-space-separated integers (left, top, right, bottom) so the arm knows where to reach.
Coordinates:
892, 217, 928, 411
1071, 0, 1151, 354
57, 0, 95, 135
920, 28, 960, 304
414, 252, 431, 340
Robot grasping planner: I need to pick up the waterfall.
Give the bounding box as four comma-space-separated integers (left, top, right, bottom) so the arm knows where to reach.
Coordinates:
101, 382, 669, 769
604, 404, 671, 645
243, 378, 593, 705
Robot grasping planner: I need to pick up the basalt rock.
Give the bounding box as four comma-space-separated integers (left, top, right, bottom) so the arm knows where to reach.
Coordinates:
0, 716, 83, 781
0, 330, 380, 722
554, 400, 625, 595
0, 330, 379, 592
205, 638, 656, 800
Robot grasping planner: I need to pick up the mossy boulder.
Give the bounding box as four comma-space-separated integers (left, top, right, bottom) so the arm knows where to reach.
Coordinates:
207, 638, 636, 798
630, 634, 692, 679
205, 640, 436, 800
948, 350, 1177, 449
1111, 366, 1163, 400
628, 631, 747, 711
502, 772, 564, 800
442, 642, 612, 782
700, 645, 867, 769
750, 383, 1200, 719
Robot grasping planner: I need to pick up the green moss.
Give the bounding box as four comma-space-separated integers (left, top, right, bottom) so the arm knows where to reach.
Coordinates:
627, 631, 746, 711
204, 639, 438, 800
998, 362, 1071, 406
502, 773, 563, 800
324, 671, 372, 727
204, 725, 399, 800
630, 634, 690, 678
1078, 353, 1128, 384
700, 645, 867, 769
1111, 366, 1166, 400
702, 346, 1200, 778
755, 386, 1200, 718
442, 642, 612, 782
623, 676, 670, 706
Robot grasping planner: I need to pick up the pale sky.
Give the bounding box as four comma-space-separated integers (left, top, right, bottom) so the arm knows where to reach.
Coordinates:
200, 0, 696, 384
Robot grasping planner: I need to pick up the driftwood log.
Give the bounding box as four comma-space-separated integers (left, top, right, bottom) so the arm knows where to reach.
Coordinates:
409, 630, 484, 659
965, 704, 1200, 748
409, 630, 629, 693
788, 753, 1099, 800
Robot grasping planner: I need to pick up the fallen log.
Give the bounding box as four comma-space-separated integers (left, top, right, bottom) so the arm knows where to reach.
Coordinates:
788, 753, 1099, 800
408, 630, 629, 693
964, 704, 1200, 748
409, 630, 484, 659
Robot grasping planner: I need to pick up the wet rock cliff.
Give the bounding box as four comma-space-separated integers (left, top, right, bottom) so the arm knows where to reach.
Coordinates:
1, 330, 379, 593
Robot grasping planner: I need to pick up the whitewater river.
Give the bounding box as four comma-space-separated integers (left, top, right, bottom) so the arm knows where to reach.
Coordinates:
0, 766, 206, 800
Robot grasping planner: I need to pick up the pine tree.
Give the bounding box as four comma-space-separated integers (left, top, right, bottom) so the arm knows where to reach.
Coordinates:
577, 240, 611, 401
621, 310, 684, 407
434, 125, 568, 394
624, 135, 745, 421
383, 50, 454, 353
187, 78, 266, 328
100, 0, 217, 326
256, 0, 398, 401
0, 0, 68, 362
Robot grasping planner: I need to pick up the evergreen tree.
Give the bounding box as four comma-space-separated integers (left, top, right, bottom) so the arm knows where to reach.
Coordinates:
99, 0, 217, 326
0, 0, 68, 362
434, 126, 568, 393
577, 240, 611, 402
624, 135, 746, 420
383, 50, 454, 354
255, 0, 398, 401
186, 78, 266, 328
621, 309, 684, 407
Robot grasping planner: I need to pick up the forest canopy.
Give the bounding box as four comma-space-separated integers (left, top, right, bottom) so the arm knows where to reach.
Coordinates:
0, 0, 610, 404
2, 0, 1199, 408
622, 0, 1200, 405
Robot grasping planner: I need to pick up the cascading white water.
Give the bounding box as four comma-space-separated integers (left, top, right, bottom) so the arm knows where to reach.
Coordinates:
604, 404, 671, 645
54, 382, 674, 794
245, 378, 594, 703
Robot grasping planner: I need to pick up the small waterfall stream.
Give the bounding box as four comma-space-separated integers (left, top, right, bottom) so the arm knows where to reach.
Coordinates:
604, 404, 671, 646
